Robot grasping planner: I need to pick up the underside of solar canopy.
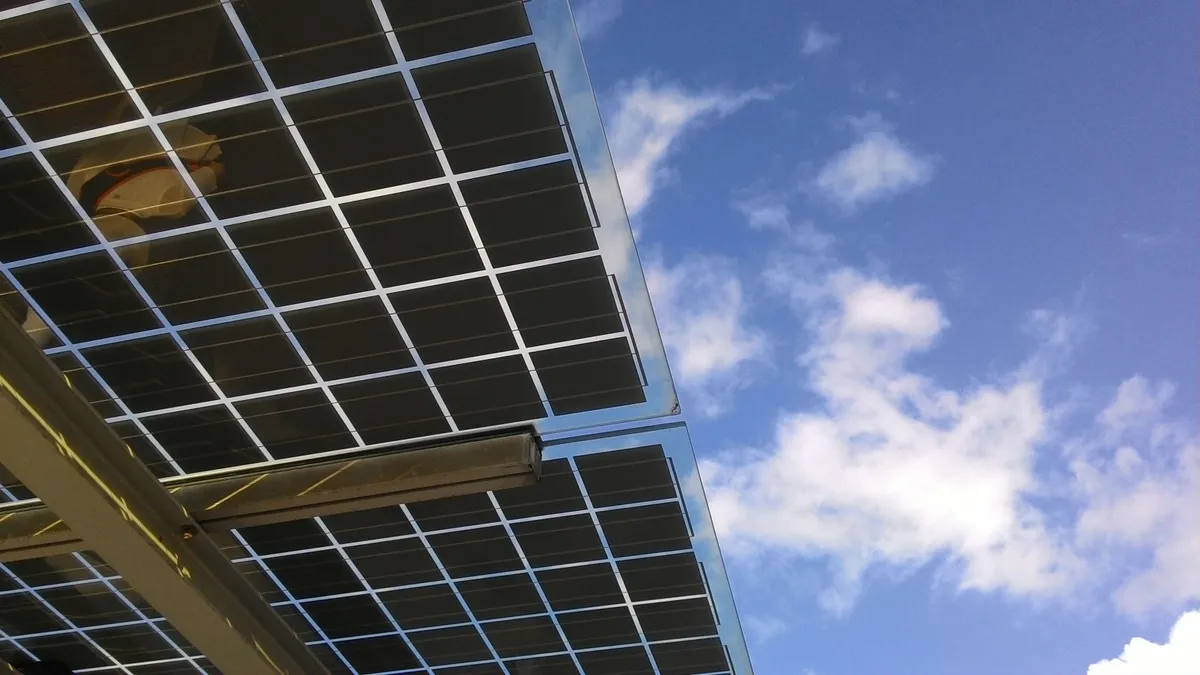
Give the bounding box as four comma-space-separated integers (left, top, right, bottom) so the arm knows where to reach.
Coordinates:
0, 1, 750, 674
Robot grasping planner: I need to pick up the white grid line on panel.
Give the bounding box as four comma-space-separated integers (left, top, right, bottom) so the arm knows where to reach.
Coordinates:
58, 0, 272, 463
70, 0, 365, 456
220, 0, 462, 434
229, 529, 363, 675
396, 502, 513, 674
566, 455, 666, 675
369, 0, 553, 419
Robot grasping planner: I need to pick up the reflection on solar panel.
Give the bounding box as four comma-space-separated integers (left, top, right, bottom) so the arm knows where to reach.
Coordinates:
0, 430, 750, 674
0, 0, 671, 501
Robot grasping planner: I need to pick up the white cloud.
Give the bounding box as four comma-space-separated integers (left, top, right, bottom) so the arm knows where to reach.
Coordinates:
606, 79, 777, 218
743, 615, 788, 644
645, 254, 767, 417
801, 24, 840, 56
702, 266, 1081, 613
1098, 375, 1176, 434
572, 0, 622, 41
699, 208, 1198, 615
813, 126, 935, 211
1073, 378, 1198, 616
1087, 611, 1200, 674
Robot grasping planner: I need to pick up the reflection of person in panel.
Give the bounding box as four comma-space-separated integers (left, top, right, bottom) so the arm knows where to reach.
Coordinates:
20, 122, 223, 347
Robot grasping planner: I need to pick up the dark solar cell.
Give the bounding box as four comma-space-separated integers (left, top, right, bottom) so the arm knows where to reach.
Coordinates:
504, 655, 580, 675
82, 335, 215, 412
431, 356, 545, 430
413, 45, 566, 172
535, 563, 624, 612
342, 185, 482, 287
232, 561, 286, 603
409, 625, 494, 666
88, 623, 177, 663
287, 74, 441, 195
346, 538, 443, 588
163, 103, 322, 217
273, 603, 319, 641
482, 615, 564, 658
285, 297, 415, 381
0, 6, 136, 139
49, 352, 120, 418
493, 458, 586, 519
618, 553, 708, 603
457, 573, 544, 621
84, 0, 263, 113
428, 525, 523, 577
323, 506, 414, 543
127, 660, 216, 674
575, 646, 655, 675
135, 230, 265, 325
499, 257, 623, 346
14, 252, 159, 343
239, 519, 331, 556
637, 598, 718, 642
235, 388, 355, 459
228, 208, 373, 306
309, 642, 354, 675
139, 406, 261, 473
597, 502, 692, 558
331, 371, 450, 444
7, 553, 99, 586
302, 593, 393, 639
408, 492, 499, 531
336, 633, 420, 673
556, 607, 639, 650
576, 445, 676, 507
0, 592, 65, 634
511, 514, 604, 567
0, 116, 22, 150
0, 154, 94, 262
181, 316, 314, 396
232, 0, 394, 88
5, 632, 108, 669
380, 583, 468, 631
460, 160, 597, 267
264, 549, 361, 599
384, 0, 532, 60
650, 637, 730, 675
390, 278, 515, 363
38, 583, 142, 627
533, 338, 645, 415
109, 420, 177, 478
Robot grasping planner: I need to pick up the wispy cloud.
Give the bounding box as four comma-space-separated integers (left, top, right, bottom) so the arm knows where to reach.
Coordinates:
699, 200, 1199, 616
801, 23, 840, 57
812, 118, 935, 211
645, 254, 767, 417
1087, 611, 1200, 674
743, 615, 788, 645
606, 78, 779, 219
572, 0, 622, 41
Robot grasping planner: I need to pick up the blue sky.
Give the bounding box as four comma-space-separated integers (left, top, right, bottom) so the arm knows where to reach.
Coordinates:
568, 1, 1199, 673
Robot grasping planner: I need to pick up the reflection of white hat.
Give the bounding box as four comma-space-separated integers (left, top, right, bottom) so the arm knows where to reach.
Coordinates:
66, 125, 221, 222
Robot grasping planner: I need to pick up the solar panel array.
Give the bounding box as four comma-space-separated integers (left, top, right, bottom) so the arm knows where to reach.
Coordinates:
0, 0, 656, 502
0, 445, 736, 675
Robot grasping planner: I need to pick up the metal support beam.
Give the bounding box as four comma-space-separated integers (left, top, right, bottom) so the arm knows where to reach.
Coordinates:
0, 311, 332, 675
0, 431, 541, 562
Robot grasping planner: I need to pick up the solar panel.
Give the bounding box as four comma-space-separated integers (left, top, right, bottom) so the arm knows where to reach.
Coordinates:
0, 425, 753, 675
0, 0, 674, 502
